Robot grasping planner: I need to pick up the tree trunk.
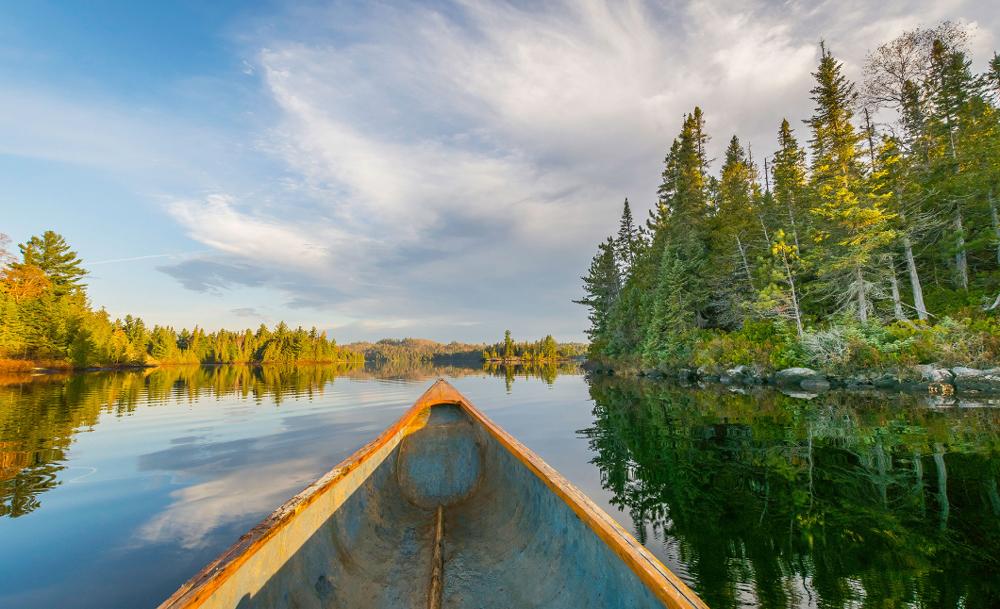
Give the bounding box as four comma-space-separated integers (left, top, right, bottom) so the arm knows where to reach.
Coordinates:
856, 265, 868, 323
991, 188, 1000, 266
781, 249, 804, 337
735, 234, 755, 291
934, 443, 949, 531
759, 216, 771, 245
954, 209, 969, 290
888, 257, 907, 321
903, 236, 929, 320
786, 198, 801, 252
943, 92, 968, 291
913, 450, 925, 517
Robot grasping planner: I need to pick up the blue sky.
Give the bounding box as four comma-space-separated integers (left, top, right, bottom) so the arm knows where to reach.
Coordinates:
2, 1, 998, 343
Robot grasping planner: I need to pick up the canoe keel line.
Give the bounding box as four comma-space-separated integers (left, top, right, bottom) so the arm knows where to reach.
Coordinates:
428, 506, 444, 609
157, 380, 708, 609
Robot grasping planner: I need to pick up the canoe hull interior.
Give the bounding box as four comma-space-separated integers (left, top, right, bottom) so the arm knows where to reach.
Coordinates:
160, 382, 705, 609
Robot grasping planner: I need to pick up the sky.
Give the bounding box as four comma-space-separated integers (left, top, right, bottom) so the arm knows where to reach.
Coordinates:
2, 0, 998, 343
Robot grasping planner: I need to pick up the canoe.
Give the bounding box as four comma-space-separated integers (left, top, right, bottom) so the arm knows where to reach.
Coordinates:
158, 379, 708, 609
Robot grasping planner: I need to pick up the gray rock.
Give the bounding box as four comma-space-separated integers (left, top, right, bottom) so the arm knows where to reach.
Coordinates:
950, 367, 1000, 393
779, 389, 820, 400
873, 374, 900, 390
916, 365, 954, 383
773, 367, 824, 387
951, 366, 1000, 379
799, 378, 831, 392
722, 365, 756, 385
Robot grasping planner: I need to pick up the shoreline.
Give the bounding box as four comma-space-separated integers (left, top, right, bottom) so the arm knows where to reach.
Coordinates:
584, 359, 1000, 398
0, 358, 365, 376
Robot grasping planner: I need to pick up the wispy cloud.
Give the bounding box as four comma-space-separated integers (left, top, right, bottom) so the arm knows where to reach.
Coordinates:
86, 252, 204, 266
7, 0, 992, 340
164, 0, 996, 339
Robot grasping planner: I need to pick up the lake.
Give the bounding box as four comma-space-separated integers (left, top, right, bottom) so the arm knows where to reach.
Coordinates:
1, 363, 997, 608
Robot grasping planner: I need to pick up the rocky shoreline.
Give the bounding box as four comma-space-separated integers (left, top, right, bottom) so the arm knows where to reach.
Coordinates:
585, 360, 1000, 401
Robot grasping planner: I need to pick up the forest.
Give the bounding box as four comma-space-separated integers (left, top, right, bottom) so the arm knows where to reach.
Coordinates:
0, 231, 363, 368
481, 330, 585, 362
578, 23, 1000, 376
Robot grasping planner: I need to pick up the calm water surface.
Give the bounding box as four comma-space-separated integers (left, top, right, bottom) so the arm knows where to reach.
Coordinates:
0, 363, 997, 608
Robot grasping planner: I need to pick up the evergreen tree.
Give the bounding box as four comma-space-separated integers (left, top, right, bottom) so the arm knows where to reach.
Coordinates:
642, 245, 695, 364
13, 231, 87, 296
772, 119, 810, 252
926, 38, 979, 290
614, 199, 644, 274
807, 43, 896, 322
579, 22, 1000, 373
652, 109, 712, 327
575, 237, 621, 349
710, 135, 759, 325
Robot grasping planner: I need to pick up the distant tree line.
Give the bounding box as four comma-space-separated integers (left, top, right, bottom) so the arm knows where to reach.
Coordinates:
349, 335, 585, 364
482, 330, 584, 362
346, 338, 486, 364
579, 24, 1000, 374
0, 231, 362, 368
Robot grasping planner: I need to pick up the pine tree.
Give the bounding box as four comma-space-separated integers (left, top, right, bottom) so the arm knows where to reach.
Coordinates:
642, 245, 695, 364
926, 38, 979, 290
710, 135, 759, 325
575, 237, 621, 348
772, 119, 809, 252
754, 229, 805, 337
615, 199, 644, 274
651, 109, 712, 328
807, 43, 896, 322
13, 231, 87, 296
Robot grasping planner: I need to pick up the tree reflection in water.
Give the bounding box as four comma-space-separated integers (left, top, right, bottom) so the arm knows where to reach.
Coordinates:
0, 361, 579, 519
580, 377, 1000, 609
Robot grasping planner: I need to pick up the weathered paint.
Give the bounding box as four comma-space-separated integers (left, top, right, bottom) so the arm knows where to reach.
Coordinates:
157, 380, 709, 609
397, 405, 482, 509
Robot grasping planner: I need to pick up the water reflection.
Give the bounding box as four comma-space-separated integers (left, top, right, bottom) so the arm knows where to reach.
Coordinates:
482, 360, 581, 390
2, 364, 996, 609
581, 377, 1000, 609
0, 365, 352, 518
0, 361, 578, 519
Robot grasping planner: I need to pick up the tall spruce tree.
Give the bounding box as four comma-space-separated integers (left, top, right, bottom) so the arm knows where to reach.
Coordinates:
642, 245, 695, 364
652, 109, 712, 327
711, 135, 759, 326
926, 38, 979, 290
575, 237, 621, 348
614, 198, 643, 274
772, 119, 810, 253
807, 43, 896, 323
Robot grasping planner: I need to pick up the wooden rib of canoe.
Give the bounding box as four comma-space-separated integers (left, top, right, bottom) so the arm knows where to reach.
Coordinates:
158, 379, 708, 609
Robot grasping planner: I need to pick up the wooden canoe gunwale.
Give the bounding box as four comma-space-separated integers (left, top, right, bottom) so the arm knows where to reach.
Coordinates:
157, 379, 707, 609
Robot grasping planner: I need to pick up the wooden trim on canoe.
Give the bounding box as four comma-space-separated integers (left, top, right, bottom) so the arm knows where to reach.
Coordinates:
158, 379, 708, 609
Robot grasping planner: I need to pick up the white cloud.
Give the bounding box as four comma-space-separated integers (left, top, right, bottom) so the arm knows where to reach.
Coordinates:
164, 0, 999, 338
136, 458, 317, 549
11, 0, 991, 340
167, 194, 338, 269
